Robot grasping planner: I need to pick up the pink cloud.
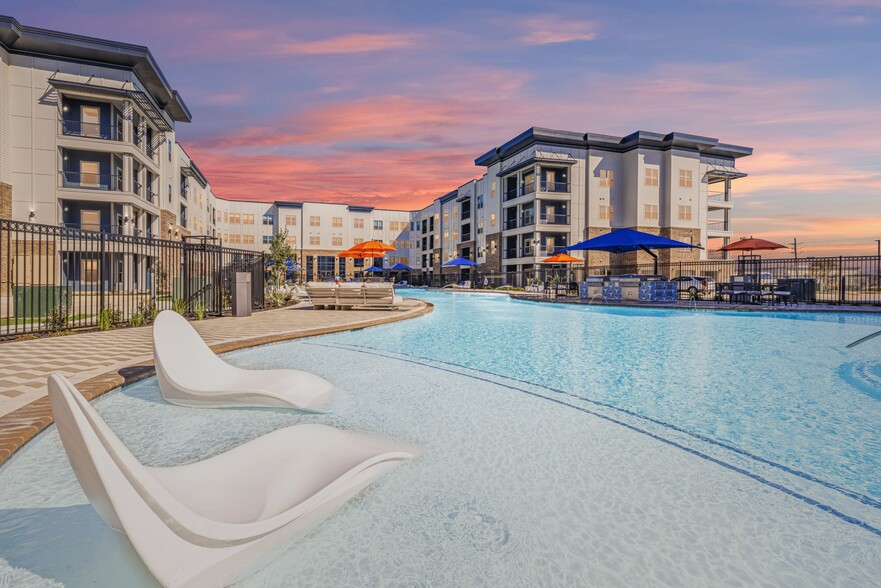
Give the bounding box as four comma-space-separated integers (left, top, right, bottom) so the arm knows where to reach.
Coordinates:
272, 33, 419, 55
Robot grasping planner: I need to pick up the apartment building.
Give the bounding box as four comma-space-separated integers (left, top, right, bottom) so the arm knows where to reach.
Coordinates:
0, 16, 751, 285
409, 128, 751, 278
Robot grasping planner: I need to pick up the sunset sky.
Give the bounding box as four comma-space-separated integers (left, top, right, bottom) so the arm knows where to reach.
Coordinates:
8, 0, 881, 255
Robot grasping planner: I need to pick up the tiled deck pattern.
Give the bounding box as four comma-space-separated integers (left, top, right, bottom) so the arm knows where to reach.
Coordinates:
0, 299, 432, 466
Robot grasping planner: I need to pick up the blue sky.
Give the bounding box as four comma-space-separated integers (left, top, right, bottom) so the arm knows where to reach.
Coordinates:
6, 0, 881, 253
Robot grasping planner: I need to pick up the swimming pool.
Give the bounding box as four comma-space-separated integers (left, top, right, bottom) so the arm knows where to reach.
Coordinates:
1, 291, 880, 586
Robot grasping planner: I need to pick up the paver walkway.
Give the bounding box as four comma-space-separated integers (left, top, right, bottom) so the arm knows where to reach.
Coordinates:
0, 299, 431, 465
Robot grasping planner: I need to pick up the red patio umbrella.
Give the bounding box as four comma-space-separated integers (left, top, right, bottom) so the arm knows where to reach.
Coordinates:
718, 237, 787, 254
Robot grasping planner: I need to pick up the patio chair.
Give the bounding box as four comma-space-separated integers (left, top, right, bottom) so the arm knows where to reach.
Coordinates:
363, 283, 403, 308
47, 372, 417, 588
153, 311, 333, 410
305, 282, 339, 309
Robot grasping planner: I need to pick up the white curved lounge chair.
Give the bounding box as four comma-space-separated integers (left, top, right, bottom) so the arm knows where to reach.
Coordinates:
153, 311, 333, 410
47, 373, 418, 588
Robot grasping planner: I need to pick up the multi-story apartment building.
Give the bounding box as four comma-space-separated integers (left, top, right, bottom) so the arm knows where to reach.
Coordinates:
0, 16, 751, 285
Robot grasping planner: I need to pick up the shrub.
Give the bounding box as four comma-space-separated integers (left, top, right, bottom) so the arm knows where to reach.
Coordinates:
45, 304, 70, 331
193, 299, 206, 320
172, 298, 187, 315
130, 313, 144, 327
137, 300, 158, 323
266, 288, 289, 308
97, 307, 121, 331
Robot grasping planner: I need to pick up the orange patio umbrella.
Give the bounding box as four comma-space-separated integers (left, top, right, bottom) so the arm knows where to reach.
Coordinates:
345, 240, 396, 255
540, 253, 582, 264
338, 249, 383, 258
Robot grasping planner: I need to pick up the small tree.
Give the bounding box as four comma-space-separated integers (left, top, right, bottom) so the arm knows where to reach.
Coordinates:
267, 230, 295, 286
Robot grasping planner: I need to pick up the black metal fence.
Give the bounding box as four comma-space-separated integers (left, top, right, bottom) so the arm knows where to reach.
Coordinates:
407, 255, 881, 305
1, 219, 266, 338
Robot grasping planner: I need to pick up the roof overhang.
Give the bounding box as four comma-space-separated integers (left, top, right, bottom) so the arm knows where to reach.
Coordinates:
439, 190, 458, 204
48, 78, 174, 132
497, 154, 578, 177
705, 164, 748, 183
181, 164, 208, 188
477, 126, 753, 167
0, 15, 190, 123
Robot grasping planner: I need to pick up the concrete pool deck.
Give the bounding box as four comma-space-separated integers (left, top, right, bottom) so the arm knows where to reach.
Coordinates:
0, 299, 432, 466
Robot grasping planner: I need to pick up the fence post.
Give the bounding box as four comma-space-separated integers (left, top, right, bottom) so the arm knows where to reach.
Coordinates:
99, 231, 106, 316
839, 256, 845, 305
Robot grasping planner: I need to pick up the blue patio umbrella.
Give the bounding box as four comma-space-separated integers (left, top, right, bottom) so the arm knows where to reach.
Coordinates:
560, 228, 698, 274
389, 263, 412, 271
363, 266, 384, 274
442, 257, 477, 267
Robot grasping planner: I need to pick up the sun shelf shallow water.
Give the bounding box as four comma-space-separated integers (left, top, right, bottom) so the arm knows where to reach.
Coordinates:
1, 291, 880, 586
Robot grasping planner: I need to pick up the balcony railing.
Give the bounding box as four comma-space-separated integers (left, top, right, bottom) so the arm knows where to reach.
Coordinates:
503, 248, 519, 259
708, 192, 729, 202
60, 119, 122, 141
521, 181, 536, 196
707, 220, 728, 231
60, 171, 122, 191
537, 245, 567, 257
461, 210, 471, 221
180, 183, 189, 199
540, 180, 570, 193
540, 213, 570, 225
503, 218, 519, 230
60, 222, 123, 235
145, 187, 156, 204
461, 233, 471, 242
521, 214, 535, 228
504, 188, 519, 201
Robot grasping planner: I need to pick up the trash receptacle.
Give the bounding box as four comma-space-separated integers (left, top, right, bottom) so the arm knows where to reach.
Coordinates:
231, 272, 252, 317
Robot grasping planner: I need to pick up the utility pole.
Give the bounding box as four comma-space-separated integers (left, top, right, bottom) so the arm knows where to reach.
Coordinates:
791, 238, 798, 260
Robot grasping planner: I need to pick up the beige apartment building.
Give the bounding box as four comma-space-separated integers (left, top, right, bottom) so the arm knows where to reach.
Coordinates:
0, 16, 751, 285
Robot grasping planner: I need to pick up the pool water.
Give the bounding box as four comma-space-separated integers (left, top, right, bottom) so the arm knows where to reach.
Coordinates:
1, 291, 880, 586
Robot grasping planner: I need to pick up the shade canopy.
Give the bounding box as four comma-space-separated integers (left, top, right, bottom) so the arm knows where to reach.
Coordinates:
389, 263, 412, 271
718, 237, 787, 252
540, 253, 582, 264
561, 228, 698, 273
442, 257, 478, 267
561, 228, 698, 254
362, 266, 384, 273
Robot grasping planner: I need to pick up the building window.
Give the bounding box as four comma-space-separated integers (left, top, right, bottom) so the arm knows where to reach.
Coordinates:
679, 169, 693, 188
262, 214, 274, 225
332, 216, 343, 228
310, 216, 320, 227
285, 235, 297, 246
599, 169, 614, 188
285, 215, 297, 225
373, 220, 383, 230
168, 183, 172, 202
353, 218, 364, 229
490, 213, 496, 227
258, 235, 269, 244
644, 204, 659, 220
244, 235, 255, 244
644, 167, 659, 187
476, 195, 484, 209
229, 213, 240, 224
599, 205, 613, 221
228, 234, 241, 244
223, 212, 228, 223
243, 213, 254, 225
309, 235, 320, 246
443, 210, 449, 223
179, 204, 187, 227
332, 236, 343, 247
491, 182, 497, 198
354, 238, 364, 245
678, 205, 693, 221
168, 139, 173, 161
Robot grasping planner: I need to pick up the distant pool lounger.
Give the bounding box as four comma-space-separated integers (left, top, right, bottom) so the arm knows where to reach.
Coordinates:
47, 372, 418, 588
153, 310, 333, 410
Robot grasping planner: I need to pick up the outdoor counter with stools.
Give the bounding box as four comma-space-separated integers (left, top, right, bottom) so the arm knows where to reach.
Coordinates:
579, 275, 677, 303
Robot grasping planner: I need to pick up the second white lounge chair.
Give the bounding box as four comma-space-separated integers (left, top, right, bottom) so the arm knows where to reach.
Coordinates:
47, 373, 417, 588
153, 310, 333, 410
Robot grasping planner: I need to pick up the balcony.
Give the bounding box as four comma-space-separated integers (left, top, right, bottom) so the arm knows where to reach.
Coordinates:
707, 220, 728, 231
60, 119, 122, 142
461, 209, 471, 221
521, 181, 536, 197
145, 187, 156, 204
180, 183, 189, 199
539, 213, 569, 225
503, 248, 519, 259
540, 180, 569, 193
461, 233, 471, 242
60, 171, 122, 191
503, 218, 519, 230
504, 188, 519, 202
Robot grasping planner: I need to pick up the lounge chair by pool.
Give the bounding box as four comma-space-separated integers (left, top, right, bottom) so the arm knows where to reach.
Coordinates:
153, 311, 333, 410
47, 372, 417, 588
